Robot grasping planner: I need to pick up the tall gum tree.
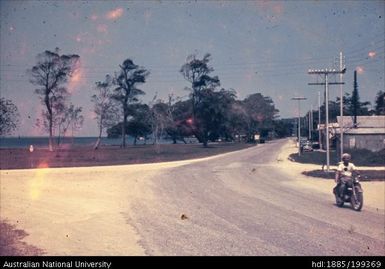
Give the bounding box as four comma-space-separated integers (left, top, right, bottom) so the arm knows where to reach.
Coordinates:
112, 59, 149, 148
29, 48, 79, 151
91, 75, 120, 149
180, 53, 220, 146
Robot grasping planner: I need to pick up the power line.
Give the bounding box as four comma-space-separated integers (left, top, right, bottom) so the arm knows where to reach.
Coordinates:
1, 41, 383, 72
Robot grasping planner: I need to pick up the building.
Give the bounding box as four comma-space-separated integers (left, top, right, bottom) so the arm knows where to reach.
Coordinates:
318, 116, 385, 152
317, 122, 339, 150
336, 116, 385, 152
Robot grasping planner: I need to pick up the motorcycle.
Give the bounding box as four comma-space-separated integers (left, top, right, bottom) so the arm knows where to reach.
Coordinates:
333, 175, 363, 211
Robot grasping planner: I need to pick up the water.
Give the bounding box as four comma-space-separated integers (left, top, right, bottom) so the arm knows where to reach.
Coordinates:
0, 136, 178, 149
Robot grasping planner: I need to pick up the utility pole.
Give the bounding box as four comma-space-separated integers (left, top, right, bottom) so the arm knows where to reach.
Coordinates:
318, 91, 322, 149
308, 68, 346, 172
309, 104, 313, 140
339, 52, 345, 160
308, 109, 311, 140
292, 97, 307, 156
325, 73, 329, 170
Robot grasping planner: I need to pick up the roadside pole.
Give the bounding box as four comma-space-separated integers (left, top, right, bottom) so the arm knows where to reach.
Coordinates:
292, 97, 307, 156
339, 52, 344, 160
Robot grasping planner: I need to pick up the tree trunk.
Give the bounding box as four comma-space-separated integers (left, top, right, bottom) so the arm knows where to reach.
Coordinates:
46, 95, 54, 152
49, 125, 54, 151
122, 114, 127, 148
94, 126, 103, 150
71, 125, 74, 146
94, 137, 101, 150
202, 130, 208, 147
57, 124, 61, 147
202, 138, 208, 147
153, 124, 158, 145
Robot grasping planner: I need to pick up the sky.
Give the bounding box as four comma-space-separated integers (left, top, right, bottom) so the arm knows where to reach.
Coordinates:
0, 0, 384, 137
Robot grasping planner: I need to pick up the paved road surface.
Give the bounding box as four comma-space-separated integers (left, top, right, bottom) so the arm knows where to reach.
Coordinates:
1, 139, 384, 255
128, 139, 385, 255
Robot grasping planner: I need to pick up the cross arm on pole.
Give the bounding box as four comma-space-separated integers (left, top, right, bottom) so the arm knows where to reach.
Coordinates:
308, 68, 346, 74
308, 82, 344, 85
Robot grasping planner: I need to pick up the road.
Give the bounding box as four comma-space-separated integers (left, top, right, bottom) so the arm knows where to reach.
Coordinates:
129, 139, 384, 255
1, 139, 384, 255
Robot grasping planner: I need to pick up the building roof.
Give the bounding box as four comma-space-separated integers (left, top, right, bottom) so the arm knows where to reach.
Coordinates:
318, 116, 385, 135
337, 115, 385, 128
336, 115, 385, 135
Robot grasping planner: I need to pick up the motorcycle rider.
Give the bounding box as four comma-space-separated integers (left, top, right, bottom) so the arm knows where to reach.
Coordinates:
334, 153, 359, 203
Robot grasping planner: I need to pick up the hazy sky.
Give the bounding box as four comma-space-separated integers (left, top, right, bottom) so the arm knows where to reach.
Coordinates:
1, 0, 384, 136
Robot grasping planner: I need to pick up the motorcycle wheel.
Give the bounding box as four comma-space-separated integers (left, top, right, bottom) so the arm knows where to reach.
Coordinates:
350, 187, 363, 211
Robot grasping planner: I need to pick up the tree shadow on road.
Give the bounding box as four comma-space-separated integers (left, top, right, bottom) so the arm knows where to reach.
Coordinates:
0, 220, 44, 256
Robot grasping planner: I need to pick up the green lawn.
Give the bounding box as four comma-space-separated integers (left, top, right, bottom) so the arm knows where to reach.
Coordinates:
302, 169, 384, 181
289, 148, 385, 167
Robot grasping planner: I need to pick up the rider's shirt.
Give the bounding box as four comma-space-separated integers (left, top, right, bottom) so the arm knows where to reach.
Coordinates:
337, 162, 357, 177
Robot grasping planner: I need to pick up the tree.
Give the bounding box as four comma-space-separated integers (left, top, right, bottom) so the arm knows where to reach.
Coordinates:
51, 103, 84, 147
148, 95, 169, 145
91, 75, 120, 149
66, 104, 84, 144
29, 48, 79, 151
227, 100, 249, 142
242, 93, 279, 142
374, 90, 385, 115
180, 53, 220, 146
351, 70, 359, 126
0, 98, 20, 136
53, 96, 69, 146
165, 98, 194, 144
349, 70, 371, 126
125, 103, 151, 145
112, 59, 150, 148
107, 123, 122, 138
195, 88, 236, 143
274, 118, 295, 138
106, 104, 152, 145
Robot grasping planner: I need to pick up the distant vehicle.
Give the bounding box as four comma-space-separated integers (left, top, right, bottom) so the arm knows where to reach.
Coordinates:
298, 137, 307, 145
297, 137, 308, 148
311, 142, 320, 149
300, 140, 313, 152
302, 142, 313, 152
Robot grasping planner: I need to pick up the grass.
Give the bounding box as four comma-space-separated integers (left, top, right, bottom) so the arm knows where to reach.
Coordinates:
290, 148, 385, 167
290, 148, 384, 181
302, 170, 384, 181
0, 142, 255, 170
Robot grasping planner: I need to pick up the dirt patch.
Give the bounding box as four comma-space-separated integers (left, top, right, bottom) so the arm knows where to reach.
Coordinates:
302, 170, 385, 181
0, 221, 44, 256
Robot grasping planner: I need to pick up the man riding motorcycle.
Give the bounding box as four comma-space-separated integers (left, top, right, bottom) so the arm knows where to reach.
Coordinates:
334, 153, 359, 203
